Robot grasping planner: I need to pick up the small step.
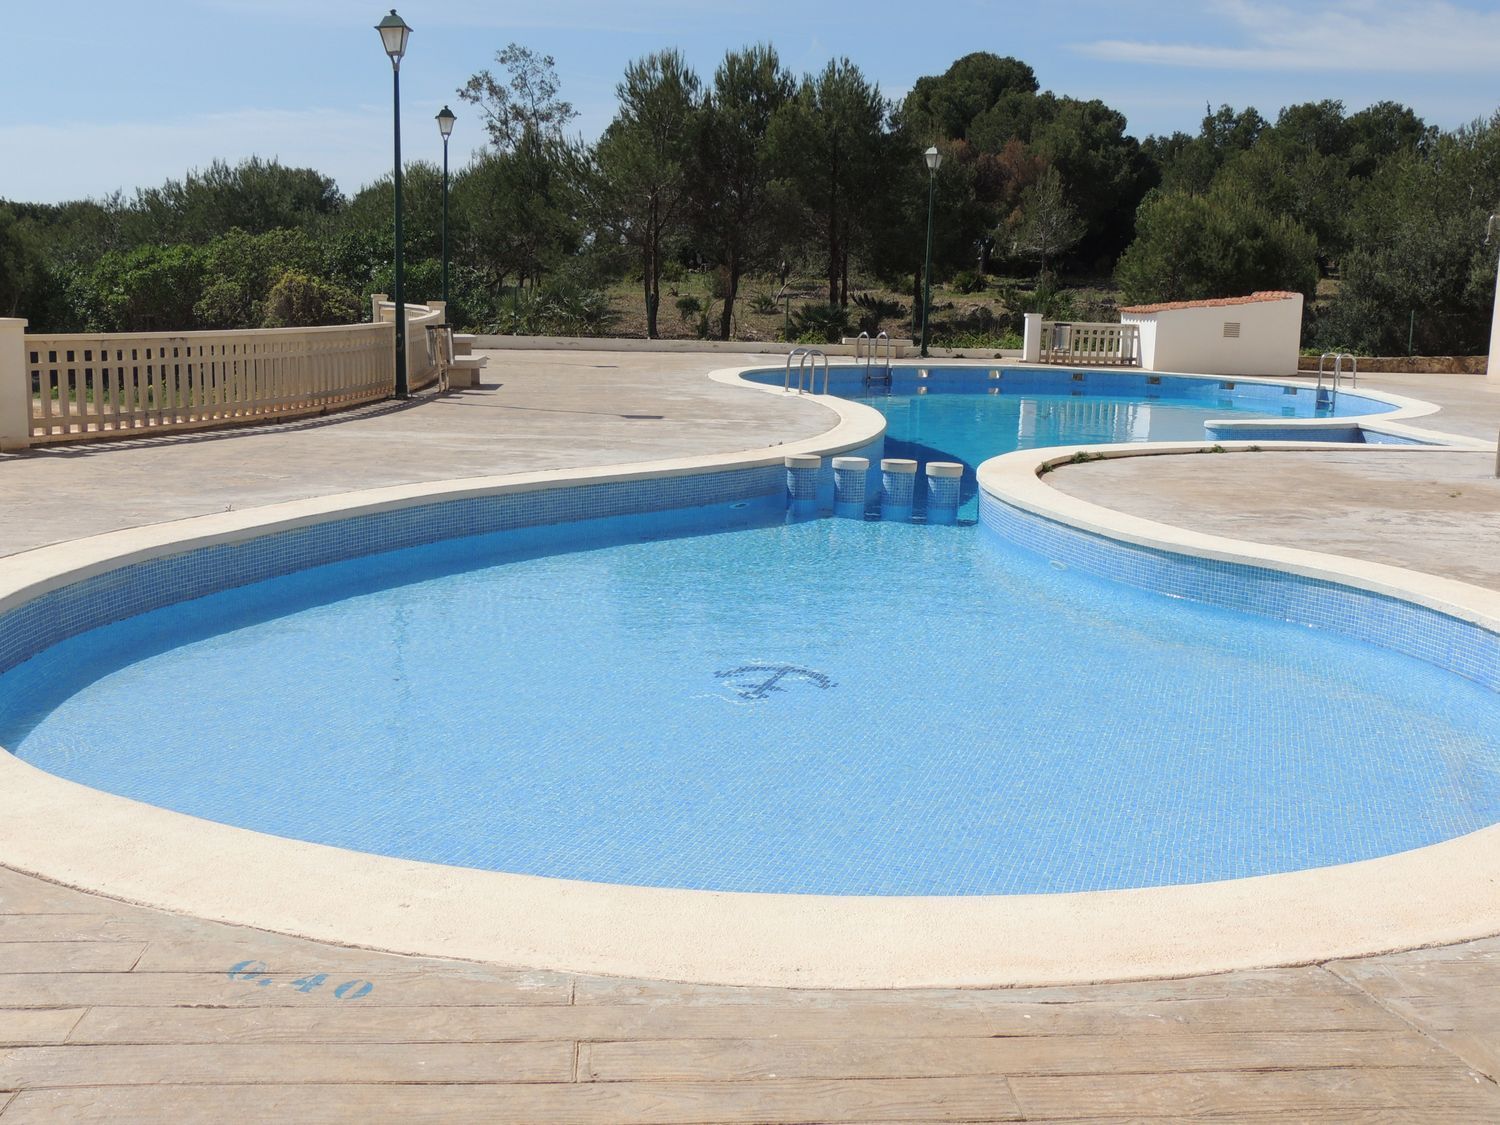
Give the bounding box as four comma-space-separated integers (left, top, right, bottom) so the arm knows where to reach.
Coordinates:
445, 353, 488, 389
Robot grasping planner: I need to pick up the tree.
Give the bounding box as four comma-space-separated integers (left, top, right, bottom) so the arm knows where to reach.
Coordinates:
1320, 111, 1500, 354
766, 59, 892, 305
691, 45, 795, 338
1029, 97, 1151, 264
458, 44, 584, 294
0, 207, 45, 318
900, 53, 1039, 144
1152, 105, 1268, 195
130, 158, 342, 243
458, 44, 577, 153
86, 244, 207, 331
1008, 166, 1085, 282
1114, 189, 1318, 305
592, 50, 702, 338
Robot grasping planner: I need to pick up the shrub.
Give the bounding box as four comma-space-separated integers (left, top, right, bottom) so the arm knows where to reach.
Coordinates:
851, 292, 908, 334
489, 282, 616, 336
788, 302, 853, 344
261, 270, 362, 328
748, 292, 779, 315
949, 269, 987, 293
675, 294, 702, 321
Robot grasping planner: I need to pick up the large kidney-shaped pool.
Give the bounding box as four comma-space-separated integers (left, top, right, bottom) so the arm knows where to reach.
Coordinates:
0, 367, 1493, 898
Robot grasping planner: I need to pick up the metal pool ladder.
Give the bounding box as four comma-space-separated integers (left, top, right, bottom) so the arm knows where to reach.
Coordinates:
1316, 352, 1357, 408
783, 347, 830, 394
855, 331, 893, 388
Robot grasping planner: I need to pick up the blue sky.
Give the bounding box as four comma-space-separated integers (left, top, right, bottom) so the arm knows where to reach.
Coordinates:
4, 0, 1498, 203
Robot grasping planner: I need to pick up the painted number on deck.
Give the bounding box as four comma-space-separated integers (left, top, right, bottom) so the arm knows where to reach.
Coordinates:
228, 960, 374, 1000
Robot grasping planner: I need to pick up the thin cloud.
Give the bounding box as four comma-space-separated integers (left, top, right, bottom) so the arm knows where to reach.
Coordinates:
1076, 0, 1500, 73
0, 107, 487, 204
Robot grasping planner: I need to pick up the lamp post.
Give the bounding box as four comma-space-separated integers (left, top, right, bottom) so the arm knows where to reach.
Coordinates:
436, 106, 456, 308
376, 9, 412, 398
920, 145, 943, 358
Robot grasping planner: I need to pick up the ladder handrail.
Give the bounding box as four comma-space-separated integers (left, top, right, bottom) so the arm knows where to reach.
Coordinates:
797, 348, 830, 395
784, 346, 813, 391
1317, 351, 1358, 406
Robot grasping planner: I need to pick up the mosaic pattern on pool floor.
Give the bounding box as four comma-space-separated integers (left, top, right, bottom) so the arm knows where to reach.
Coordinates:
3, 515, 1497, 897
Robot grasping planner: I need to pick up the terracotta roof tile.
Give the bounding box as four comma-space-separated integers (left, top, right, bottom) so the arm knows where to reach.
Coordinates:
1118, 291, 1302, 315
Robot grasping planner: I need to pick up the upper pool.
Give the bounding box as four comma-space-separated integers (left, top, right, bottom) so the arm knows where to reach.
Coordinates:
745, 365, 1395, 515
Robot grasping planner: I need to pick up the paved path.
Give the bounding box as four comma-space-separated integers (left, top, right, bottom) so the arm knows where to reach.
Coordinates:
1049, 448, 1500, 590
2, 355, 1499, 1120
2, 865, 1498, 1123
0, 350, 828, 557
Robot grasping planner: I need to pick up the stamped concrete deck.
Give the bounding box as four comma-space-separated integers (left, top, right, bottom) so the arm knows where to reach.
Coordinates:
1, 355, 1499, 1121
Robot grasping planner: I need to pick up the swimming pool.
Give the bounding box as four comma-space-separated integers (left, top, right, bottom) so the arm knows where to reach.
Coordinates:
1, 366, 1492, 900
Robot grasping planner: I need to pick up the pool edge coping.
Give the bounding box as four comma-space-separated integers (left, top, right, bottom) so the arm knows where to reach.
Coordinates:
0, 367, 1497, 989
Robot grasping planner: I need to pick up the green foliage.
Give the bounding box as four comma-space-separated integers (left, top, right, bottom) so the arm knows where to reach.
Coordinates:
0, 206, 46, 318
901, 53, 1039, 143
675, 294, 702, 319
591, 49, 703, 337
1114, 189, 1318, 305
194, 227, 321, 329
748, 291, 780, 315
87, 243, 207, 331
1317, 111, 1500, 355
130, 157, 341, 244
692, 45, 797, 338
789, 302, 853, 343
260, 270, 361, 328
489, 282, 616, 336
949, 269, 986, 293
933, 328, 1023, 350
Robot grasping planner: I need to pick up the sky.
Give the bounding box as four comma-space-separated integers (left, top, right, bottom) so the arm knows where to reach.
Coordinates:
3, 0, 1498, 204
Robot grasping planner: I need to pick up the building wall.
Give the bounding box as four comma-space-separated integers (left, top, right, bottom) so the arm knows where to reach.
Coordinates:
1122, 295, 1303, 376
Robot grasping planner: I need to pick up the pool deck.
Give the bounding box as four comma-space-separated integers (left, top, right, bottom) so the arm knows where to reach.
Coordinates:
1, 351, 1499, 1121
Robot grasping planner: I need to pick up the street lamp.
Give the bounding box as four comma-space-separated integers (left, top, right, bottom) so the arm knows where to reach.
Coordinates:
376, 8, 412, 398
920, 145, 943, 358
436, 105, 456, 307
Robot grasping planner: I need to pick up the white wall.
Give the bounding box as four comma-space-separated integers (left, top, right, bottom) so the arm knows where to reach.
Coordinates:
1122, 295, 1303, 376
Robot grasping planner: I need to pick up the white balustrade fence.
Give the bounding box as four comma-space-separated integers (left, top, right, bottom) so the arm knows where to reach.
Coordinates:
1038, 321, 1141, 367
0, 302, 445, 449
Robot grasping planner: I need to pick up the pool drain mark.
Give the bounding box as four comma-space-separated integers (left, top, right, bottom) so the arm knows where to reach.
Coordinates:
715, 664, 835, 701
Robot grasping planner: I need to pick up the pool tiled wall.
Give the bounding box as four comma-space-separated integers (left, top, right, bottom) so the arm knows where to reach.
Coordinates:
0, 441, 880, 677
979, 490, 1499, 693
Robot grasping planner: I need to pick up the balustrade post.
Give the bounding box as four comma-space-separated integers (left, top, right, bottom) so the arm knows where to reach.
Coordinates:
1022, 313, 1043, 363
0, 318, 31, 451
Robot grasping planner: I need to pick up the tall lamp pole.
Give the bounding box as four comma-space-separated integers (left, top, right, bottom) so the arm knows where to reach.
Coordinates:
436, 106, 456, 307
376, 9, 412, 398
920, 145, 943, 358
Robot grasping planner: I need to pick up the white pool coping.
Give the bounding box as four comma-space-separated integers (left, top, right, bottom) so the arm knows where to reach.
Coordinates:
0, 364, 1496, 989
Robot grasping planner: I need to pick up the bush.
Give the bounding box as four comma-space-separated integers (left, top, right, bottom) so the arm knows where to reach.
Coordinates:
260, 270, 362, 328
489, 282, 616, 336
949, 269, 987, 293
788, 302, 853, 344
933, 328, 1023, 351
851, 292, 908, 334
748, 292, 779, 315
675, 294, 702, 321
1115, 188, 1318, 305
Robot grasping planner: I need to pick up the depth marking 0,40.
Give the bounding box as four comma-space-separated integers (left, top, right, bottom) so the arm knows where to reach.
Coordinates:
228, 960, 374, 999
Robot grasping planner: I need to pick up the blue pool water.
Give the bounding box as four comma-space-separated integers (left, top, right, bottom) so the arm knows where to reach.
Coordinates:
752, 365, 1388, 516
1, 371, 1484, 897
3, 501, 1497, 896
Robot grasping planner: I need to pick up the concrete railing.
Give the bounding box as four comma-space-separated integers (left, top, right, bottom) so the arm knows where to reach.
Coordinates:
0, 302, 445, 450
1037, 320, 1141, 367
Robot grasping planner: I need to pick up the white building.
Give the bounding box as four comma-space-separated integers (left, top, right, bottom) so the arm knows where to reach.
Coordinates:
1118, 291, 1304, 377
